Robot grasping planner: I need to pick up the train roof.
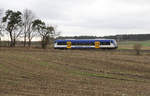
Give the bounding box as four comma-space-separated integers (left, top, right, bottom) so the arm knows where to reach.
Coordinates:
55, 39, 115, 40
55, 39, 116, 42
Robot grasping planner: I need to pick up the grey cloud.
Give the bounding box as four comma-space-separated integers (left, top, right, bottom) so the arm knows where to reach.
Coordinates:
0, 0, 150, 36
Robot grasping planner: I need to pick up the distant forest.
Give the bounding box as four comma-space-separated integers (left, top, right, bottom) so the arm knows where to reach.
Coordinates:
58, 34, 150, 41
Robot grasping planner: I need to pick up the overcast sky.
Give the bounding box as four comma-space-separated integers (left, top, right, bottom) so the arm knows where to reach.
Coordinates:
1, 0, 150, 36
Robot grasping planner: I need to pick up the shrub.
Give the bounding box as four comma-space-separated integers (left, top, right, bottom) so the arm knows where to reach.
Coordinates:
133, 44, 142, 55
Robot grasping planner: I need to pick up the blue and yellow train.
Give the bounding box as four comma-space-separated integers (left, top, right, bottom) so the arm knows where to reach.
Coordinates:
54, 39, 118, 49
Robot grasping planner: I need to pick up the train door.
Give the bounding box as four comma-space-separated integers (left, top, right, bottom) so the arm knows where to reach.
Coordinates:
67, 41, 72, 48
95, 41, 100, 48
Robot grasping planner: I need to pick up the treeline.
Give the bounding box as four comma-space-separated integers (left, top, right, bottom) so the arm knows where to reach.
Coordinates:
0, 9, 59, 48
58, 34, 150, 41
104, 34, 150, 41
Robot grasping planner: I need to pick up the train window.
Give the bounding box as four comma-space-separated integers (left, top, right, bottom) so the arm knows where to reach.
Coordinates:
57, 42, 66, 45
78, 42, 85, 45
57, 40, 113, 45
71, 42, 94, 45
72, 42, 77, 45
90, 42, 95, 45
107, 42, 110, 45
101, 42, 110, 45
82, 42, 93, 45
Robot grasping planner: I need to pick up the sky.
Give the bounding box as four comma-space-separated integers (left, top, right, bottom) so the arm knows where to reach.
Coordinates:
0, 0, 150, 36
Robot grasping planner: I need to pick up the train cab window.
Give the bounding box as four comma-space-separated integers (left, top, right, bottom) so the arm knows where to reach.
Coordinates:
111, 40, 113, 43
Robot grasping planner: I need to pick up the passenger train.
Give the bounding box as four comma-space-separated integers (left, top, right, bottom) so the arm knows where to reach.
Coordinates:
54, 39, 118, 49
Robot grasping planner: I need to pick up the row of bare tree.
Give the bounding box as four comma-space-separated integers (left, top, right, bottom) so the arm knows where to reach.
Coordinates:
0, 9, 60, 48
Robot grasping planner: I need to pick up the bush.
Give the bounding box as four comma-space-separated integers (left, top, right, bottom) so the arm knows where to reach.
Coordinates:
133, 44, 142, 55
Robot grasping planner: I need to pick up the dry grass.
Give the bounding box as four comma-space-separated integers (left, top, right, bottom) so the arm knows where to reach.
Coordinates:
0, 47, 150, 96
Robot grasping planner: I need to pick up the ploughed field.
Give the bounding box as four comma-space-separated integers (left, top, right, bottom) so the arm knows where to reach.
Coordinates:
0, 48, 150, 96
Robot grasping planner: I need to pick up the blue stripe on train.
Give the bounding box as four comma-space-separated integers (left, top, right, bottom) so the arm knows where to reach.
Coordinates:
55, 47, 96, 49
55, 40, 112, 42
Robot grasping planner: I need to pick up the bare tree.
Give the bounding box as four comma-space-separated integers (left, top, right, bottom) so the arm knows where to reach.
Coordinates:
22, 9, 35, 47
27, 23, 38, 48
0, 9, 3, 37
0, 9, 3, 46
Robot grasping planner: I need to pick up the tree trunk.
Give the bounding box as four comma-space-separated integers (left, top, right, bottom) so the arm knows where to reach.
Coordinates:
0, 37, 1, 47
28, 39, 31, 48
13, 39, 16, 47
24, 33, 26, 47
28, 32, 31, 48
9, 31, 13, 47
42, 36, 46, 49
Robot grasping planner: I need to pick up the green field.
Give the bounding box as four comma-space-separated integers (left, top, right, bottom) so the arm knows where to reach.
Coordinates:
0, 48, 150, 96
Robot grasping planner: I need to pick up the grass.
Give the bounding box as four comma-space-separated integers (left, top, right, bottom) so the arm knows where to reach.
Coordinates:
118, 40, 150, 50
0, 47, 150, 96
119, 40, 150, 46
73, 71, 149, 83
